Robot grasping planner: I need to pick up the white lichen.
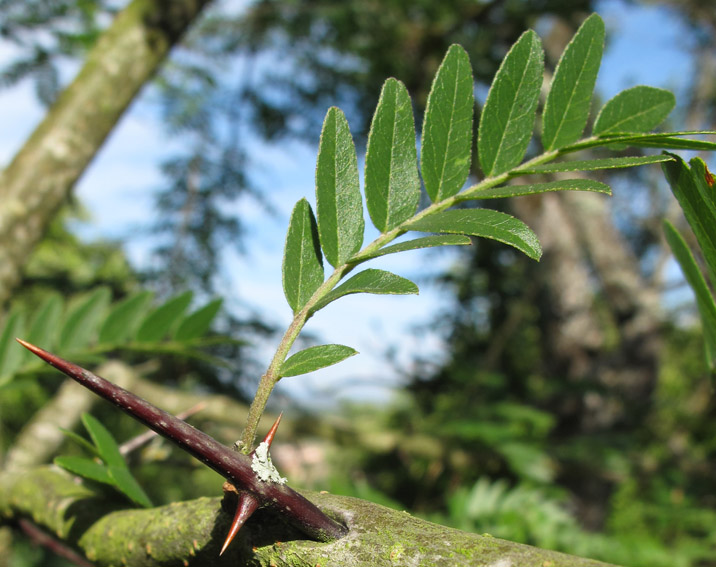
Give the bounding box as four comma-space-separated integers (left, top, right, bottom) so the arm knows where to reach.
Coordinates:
251, 441, 287, 484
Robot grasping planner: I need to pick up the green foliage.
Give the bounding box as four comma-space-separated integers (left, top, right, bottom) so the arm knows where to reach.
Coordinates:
364, 78, 420, 232
316, 107, 364, 268
55, 413, 152, 508
478, 30, 542, 177
0, 290, 228, 389
280, 344, 358, 378
541, 13, 604, 151
282, 199, 324, 313
662, 155, 716, 372
421, 44, 474, 200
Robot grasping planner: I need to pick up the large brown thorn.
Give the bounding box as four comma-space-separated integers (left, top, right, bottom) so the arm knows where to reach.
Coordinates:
15, 339, 348, 543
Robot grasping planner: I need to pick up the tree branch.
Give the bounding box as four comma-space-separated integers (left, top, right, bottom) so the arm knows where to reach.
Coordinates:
0, 0, 212, 307
0, 467, 617, 567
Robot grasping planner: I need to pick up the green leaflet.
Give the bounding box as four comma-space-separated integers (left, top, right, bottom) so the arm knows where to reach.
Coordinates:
593, 86, 675, 135
55, 413, 153, 508
54, 456, 113, 484
421, 44, 474, 202
24, 293, 63, 359
463, 179, 611, 200
0, 311, 25, 381
516, 155, 673, 174
315, 107, 364, 267
174, 298, 223, 341
99, 291, 154, 344
107, 466, 153, 508
311, 269, 418, 313
357, 235, 472, 261
283, 198, 324, 313
280, 344, 358, 378
663, 221, 716, 371
478, 30, 543, 177
542, 14, 605, 151
82, 413, 125, 468
406, 209, 541, 260
365, 78, 420, 232
135, 291, 193, 343
57, 287, 111, 353
662, 155, 716, 285
562, 132, 716, 153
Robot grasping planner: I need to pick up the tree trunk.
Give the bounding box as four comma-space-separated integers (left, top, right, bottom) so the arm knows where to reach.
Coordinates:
0, 466, 617, 567
0, 0, 212, 308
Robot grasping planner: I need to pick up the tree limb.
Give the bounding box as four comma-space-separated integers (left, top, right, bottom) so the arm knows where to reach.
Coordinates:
0, 467, 617, 567
0, 0, 212, 307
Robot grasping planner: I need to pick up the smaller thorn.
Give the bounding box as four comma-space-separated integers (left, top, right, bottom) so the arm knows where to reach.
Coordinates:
219, 492, 259, 556
261, 412, 283, 450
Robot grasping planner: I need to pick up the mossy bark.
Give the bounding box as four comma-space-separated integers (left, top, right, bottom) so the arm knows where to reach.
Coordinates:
1, 467, 618, 567
0, 0, 211, 308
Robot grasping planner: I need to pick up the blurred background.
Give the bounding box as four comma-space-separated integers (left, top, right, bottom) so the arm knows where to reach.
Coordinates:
1, 0, 715, 565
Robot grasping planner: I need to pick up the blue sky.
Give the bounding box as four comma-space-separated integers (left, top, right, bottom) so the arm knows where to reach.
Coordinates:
0, 1, 704, 406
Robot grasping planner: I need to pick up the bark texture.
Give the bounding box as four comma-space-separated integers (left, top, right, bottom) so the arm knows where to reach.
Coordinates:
0, 0, 211, 308
0, 467, 618, 567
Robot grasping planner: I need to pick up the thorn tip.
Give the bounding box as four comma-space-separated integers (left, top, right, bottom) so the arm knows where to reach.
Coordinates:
219, 492, 259, 556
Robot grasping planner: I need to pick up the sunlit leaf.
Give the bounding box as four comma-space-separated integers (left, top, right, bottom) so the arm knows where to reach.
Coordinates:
174, 298, 223, 341
593, 86, 675, 135
312, 269, 418, 313
406, 209, 541, 260
357, 235, 472, 260
57, 287, 111, 353
0, 311, 26, 380
479, 30, 543, 177
542, 14, 605, 150
283, 198, 324, 313
25, 293, 63, 353
82, 413, 125, 468
135, 291, 193, 343
280, 344, 358, 377
464, 179, 610, 200
365, 78, 420, 232
664, 221, 716, 370
107, 466, 153, 508
421, 44, 474, 201
54, 456, 113, 485
316, 107, 364, 267
662, 154, 716, 284
517, 155, 673, 174
99, 291, 154, 344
